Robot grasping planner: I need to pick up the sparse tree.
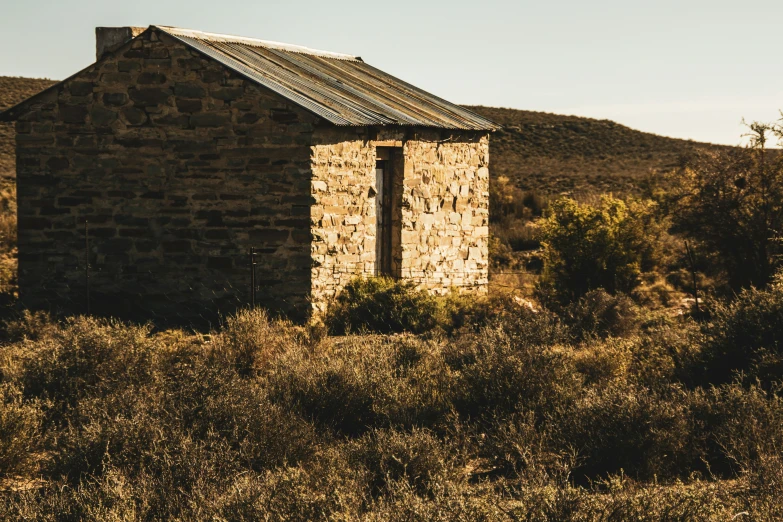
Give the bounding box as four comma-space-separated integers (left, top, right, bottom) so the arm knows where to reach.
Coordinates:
665, 120, 783, 290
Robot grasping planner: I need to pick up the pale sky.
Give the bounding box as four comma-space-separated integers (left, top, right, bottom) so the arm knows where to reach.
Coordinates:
1, 0, 781, 146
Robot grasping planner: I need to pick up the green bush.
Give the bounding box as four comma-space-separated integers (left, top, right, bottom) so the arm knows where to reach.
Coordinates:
325, 277, 442, 335
539, 196, 662, 305
325, 276, 521, 336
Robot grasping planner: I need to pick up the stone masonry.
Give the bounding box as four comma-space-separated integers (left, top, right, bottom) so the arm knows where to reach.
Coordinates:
9, 26, 492, 324
310, 128, 489, 312
14, 30, 317, 322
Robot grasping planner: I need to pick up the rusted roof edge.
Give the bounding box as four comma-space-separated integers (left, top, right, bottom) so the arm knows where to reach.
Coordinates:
154, 26, 361, 61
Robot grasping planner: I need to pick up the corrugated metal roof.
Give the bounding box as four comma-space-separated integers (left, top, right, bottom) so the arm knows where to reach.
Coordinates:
156, 26, 500, 131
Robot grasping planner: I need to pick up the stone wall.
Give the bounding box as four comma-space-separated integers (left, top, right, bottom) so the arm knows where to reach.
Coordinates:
401, 130, 489, 294
309, 127, 489, 311
310, 127, 377, 310
14, 28, 317, 323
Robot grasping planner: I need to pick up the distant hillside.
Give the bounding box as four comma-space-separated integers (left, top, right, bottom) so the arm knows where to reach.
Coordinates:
0, 76, 57, 177
465, 105, 729, 195
0, 77, 727, 193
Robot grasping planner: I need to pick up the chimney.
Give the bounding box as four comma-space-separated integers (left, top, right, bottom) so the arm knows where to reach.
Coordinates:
95, 27, 146, 61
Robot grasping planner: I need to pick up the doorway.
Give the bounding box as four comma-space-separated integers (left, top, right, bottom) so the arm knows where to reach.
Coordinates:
375, 147, 402, 277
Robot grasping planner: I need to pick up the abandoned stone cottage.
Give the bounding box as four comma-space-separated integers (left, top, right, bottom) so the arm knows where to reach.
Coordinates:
0, 25, 499, 322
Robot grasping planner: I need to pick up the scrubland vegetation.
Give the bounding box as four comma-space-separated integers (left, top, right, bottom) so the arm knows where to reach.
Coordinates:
2, 77, 783, 519
2, 278, 783, 520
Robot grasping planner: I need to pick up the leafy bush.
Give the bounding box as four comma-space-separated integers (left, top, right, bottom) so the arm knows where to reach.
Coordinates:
539, 196, 662, 304
325, 276, 524, 336
326, 277, 442, 335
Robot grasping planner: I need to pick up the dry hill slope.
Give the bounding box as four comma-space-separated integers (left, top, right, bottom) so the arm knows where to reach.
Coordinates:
0, 77, 726, 194
0, 76, 57, 177
466, 105, 728, 195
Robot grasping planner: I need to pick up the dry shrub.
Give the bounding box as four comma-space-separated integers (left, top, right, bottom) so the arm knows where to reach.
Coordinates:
17, 316, 157, 420
570, 337, 634, 387
698, 273, 783, 386
556, 383, 697, 482
0, 383, 42, 478
0, 181, 16, 253
690, 383, 783, 485
571, 322, 702, 389
2, 310, 58, 343
197, 383, 319, 472
633, 278, 680, 309
2, 303, 783, 518
3, 455, 366, 522
267, 334, 451, 435
365, 480, 510, 522
510, 479, 740, 521
225, 454, 365, 522
445, 318, 579, 421
348, 427, 461, 498
480, 411, 575, 486
209, 308, 315, 375
564, 289, 640, 340
0, 181, 17, 312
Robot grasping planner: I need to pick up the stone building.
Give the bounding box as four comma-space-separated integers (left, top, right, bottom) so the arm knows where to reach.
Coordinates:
0, 26, 499, 323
